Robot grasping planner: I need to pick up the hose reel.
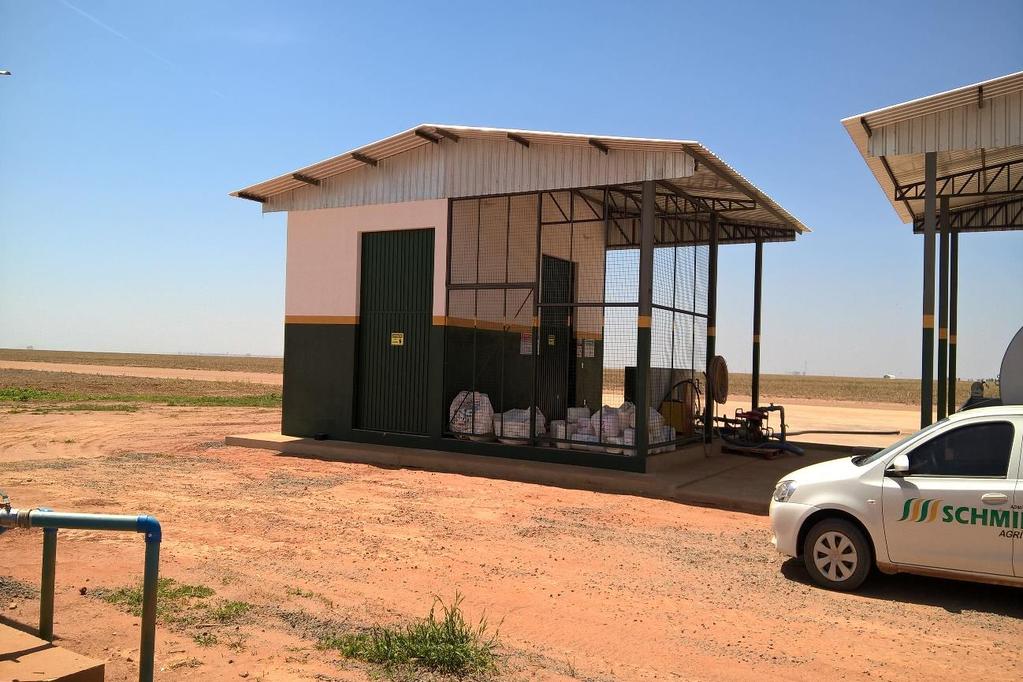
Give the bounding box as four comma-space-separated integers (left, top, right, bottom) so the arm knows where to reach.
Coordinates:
706, 355, 729, 405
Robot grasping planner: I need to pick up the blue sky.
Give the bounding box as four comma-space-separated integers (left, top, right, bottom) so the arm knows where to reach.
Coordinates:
1, 0, 1020, 379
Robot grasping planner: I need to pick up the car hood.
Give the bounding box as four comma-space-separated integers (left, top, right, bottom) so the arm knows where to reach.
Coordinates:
780, 456, 862, 485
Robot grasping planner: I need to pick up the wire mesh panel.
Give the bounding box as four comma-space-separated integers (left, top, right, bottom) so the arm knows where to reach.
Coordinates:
646, 232, 709, 449
444, 188, 708, 458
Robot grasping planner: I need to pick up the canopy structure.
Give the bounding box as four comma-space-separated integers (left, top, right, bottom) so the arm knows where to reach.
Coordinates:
843, 71, 1023, 425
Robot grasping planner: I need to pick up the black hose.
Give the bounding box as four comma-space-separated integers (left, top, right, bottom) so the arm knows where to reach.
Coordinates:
785, 428, 901, 436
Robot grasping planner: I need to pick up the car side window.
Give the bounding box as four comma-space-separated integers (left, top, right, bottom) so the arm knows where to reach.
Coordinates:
907, 421, 1015, 478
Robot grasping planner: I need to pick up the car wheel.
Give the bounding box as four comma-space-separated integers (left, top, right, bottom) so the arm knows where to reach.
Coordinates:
802, 518, 871, 591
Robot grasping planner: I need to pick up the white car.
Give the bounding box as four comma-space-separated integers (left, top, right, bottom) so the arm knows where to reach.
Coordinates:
770, 405, 1023, 590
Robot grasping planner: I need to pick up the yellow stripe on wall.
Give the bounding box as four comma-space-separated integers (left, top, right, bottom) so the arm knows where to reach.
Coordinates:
923, 314, 934, 328
285, 315, 358, 325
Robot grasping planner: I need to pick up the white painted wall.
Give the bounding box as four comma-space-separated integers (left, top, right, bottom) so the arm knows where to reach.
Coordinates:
285, 199, 449, 318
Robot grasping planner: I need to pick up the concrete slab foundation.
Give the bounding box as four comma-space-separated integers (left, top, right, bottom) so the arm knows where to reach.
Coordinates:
226, 432, 874, 515
0, 622, 104, 682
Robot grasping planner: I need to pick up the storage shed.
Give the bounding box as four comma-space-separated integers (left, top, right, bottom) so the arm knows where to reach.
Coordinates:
232, 125, 808, 471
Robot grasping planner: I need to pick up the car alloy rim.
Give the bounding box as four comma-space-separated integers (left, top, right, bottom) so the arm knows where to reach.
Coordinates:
812, 531, 858, 582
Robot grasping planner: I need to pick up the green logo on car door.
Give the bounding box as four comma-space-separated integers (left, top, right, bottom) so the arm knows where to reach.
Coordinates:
898, 497, 1023, 531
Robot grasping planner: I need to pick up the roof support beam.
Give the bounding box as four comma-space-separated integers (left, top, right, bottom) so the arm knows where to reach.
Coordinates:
433, 127, 460, 142
351, 152, 378, 167
879, 155, 916, 221
656, 180, 712, 213
913, 196, 1023, 233
588, 138, 609, 154
291, 173, 320, 186
895, 157, 1023, 200
414, 129, 441, 143
656, 180, 757, 214
859, 116, 873, 138
507, 133, 530, 148
236, 191, 266, 203
683, 145, 797, 231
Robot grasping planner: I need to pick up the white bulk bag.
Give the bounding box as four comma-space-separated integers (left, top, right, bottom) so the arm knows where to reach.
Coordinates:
589, 405, 622, 440
496, 407, 546, 438
448, 391, 494, 436
618, 401, 636, 429
566, 406, 591, 423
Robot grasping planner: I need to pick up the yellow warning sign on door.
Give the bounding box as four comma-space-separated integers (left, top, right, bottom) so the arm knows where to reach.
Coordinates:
390, 332, 405, 346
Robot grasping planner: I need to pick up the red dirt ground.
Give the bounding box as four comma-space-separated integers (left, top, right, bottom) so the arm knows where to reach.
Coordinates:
2, 406, 1021, 681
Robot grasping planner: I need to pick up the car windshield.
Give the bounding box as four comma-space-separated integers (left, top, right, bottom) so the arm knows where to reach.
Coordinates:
851, 418, 949, 466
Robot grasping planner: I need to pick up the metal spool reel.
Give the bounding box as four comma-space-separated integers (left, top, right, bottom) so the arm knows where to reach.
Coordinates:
707, 355, 729, 405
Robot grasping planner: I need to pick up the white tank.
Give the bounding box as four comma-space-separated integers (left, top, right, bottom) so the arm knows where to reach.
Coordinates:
1000, 325, 1023, 405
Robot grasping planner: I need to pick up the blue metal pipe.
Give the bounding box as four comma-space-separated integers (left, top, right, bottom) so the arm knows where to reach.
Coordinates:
0, 508, 162, 682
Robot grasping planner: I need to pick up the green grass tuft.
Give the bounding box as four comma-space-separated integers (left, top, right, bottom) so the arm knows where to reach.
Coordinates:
209, 600, 251, 623
192, 632, 219, 647
99, 577, 215, 621
318, 593, 498, 677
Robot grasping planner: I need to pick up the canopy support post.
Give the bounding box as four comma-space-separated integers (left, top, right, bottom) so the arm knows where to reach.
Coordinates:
937, 196, 950, 420
948, 227, 959, 414
920, 151, 937, 428
752, 235, 763, 410
704, 213, 719, 443
635, 180, 655, 461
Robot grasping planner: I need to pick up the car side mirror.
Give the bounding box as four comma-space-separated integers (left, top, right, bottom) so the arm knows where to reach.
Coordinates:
885, 453, 910, 477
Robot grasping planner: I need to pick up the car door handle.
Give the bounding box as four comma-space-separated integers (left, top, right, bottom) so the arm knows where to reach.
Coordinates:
981, 493, 1008, 505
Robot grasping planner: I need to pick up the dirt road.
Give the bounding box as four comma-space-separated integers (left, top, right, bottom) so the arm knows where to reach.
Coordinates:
0, 360, 282, 386
2, 406, 1020, 681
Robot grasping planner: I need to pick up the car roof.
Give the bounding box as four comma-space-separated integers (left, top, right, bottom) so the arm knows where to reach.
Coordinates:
947, 404, 1023, 421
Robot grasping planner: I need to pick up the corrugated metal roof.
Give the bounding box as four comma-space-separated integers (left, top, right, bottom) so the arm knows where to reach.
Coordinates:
846, 71, 1023, 129
231, 124, 808, 233
842, 72, 1023, 224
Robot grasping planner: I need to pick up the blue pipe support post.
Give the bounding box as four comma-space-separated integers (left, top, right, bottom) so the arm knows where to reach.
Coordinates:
39, 527, 57, 641
0, 509, 162, 682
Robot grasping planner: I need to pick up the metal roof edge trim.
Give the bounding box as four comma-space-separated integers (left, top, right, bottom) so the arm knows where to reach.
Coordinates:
840, 70, 1023, 129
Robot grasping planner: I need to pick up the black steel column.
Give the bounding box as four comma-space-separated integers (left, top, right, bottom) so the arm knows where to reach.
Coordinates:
948, 227, 959, 414
752, 236, 763, 410
936, 196, 950, 420
530, 192, 542, 445
634, 181, 655, 460
920, 151, 937, 428
703, 212, 719, 443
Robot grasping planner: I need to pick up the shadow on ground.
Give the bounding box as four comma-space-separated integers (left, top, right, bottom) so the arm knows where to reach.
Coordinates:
781, 558, 1023, 618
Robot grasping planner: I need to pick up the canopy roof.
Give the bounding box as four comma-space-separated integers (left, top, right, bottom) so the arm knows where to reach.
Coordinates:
842, 71, 1023, 232
231, 124, 808, 235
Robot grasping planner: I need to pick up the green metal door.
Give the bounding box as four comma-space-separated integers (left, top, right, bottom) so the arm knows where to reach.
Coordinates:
356, 229, 434, 434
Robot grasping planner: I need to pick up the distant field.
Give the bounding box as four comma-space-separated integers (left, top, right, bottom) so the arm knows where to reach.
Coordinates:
1, 349, 999, 407
729, 373, 993, 407
0, 369, 280, 408
604, 368, 991, 406
0, 348, 282, 373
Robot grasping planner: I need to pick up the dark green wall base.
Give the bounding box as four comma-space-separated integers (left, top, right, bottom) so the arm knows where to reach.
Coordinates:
282, 321, 640, 471
282, 323, 356, 439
